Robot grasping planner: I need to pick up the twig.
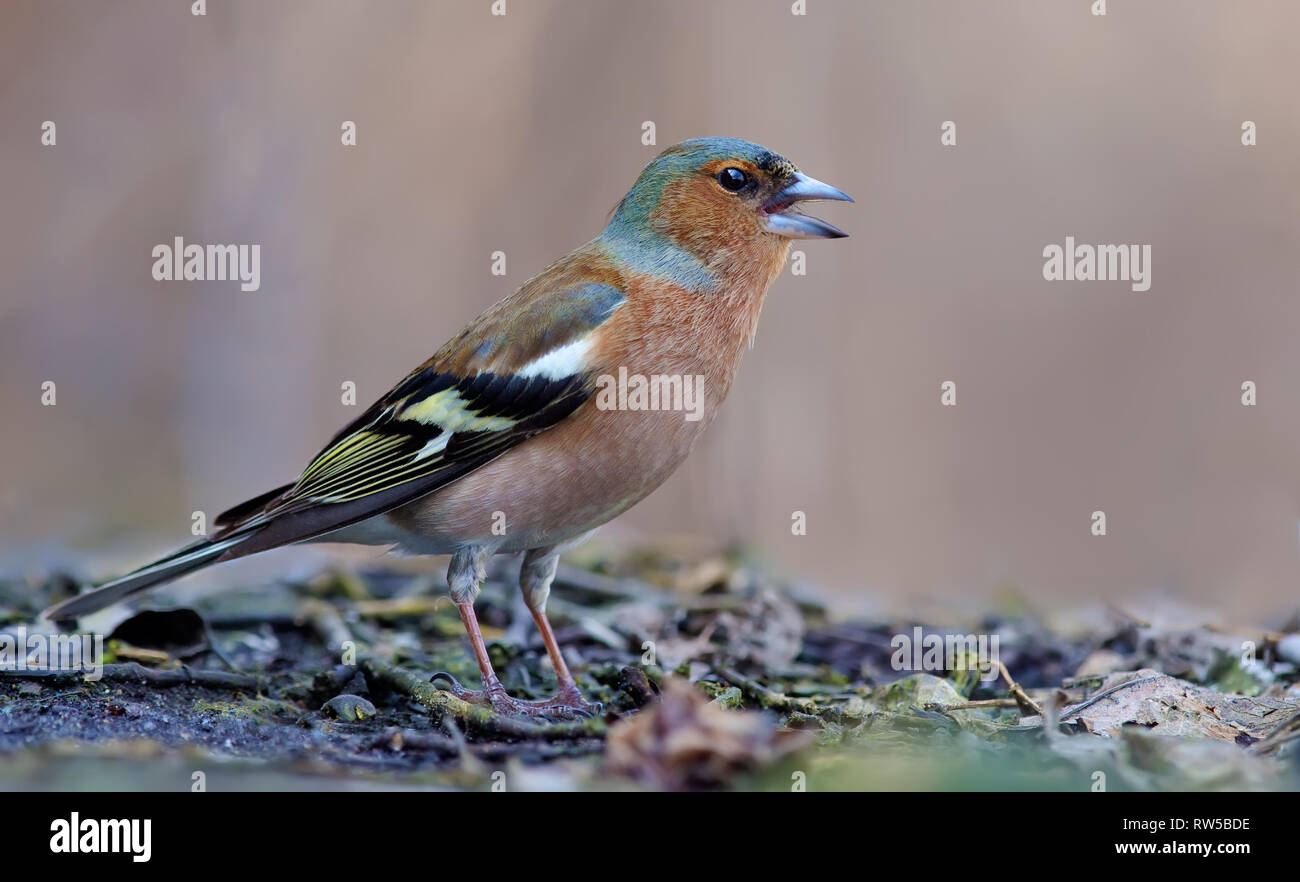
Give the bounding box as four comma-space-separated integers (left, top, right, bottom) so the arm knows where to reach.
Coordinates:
365, 726, 459, 756
713, 666, 818, 715
353, 596, 449, 619
111, 644, 173, 665
990, 659, 1044, 716
0, 663, 258, 691
439, 716, 472, 761
945, 697, 1022, 710
1060, 675, 1105, 690
297, 600, 356, 658
1058, 673, 1163, 721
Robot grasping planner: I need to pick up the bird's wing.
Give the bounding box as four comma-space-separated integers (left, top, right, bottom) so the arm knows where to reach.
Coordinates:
43, 269, 628, 622
211, 280, 627, 556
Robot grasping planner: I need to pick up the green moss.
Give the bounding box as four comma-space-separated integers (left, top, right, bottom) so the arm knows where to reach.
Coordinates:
709, 686, 744, 709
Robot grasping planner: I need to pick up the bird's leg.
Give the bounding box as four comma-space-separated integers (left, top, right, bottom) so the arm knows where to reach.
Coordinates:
433, 545, 596, 719
435, 545, 513, 704
518, 547, 601, 715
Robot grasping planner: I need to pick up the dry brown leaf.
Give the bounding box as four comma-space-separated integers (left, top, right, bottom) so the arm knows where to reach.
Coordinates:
1064, 668, 1299, 741
605, 678, 809, 789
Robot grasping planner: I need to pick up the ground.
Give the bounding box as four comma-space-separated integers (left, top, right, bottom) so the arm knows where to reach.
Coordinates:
2, 548, 1299, 791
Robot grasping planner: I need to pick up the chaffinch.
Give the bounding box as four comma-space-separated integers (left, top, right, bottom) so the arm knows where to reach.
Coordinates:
44, 137, 851, 716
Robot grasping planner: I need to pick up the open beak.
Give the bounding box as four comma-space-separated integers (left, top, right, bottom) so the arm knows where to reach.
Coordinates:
761, 172, 853, 239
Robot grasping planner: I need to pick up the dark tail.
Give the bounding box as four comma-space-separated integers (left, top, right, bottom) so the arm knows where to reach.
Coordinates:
41, 532, 253, 621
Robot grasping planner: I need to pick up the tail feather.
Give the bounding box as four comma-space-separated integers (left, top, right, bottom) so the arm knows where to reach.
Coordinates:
214, 482, 292, 528
41, 533, 250, 621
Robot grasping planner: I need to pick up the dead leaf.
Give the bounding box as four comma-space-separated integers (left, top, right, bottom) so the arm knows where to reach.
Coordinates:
605, 678, 809, 789
1062, 668, 1300, 741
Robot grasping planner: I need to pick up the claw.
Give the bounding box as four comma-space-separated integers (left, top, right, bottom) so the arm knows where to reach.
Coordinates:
428, 671, 459, 686
429, 671, 474, 697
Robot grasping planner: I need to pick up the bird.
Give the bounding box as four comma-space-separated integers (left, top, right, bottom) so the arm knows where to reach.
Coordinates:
43, 137, 851, 717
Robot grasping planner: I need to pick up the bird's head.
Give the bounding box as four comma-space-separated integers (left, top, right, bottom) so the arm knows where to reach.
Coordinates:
602, 138, 852, 288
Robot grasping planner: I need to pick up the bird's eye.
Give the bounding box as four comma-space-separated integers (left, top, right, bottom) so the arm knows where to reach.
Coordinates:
717, 167, 748, 192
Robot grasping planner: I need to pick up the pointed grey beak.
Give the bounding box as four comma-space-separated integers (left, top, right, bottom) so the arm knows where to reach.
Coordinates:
761, 172, 853, 239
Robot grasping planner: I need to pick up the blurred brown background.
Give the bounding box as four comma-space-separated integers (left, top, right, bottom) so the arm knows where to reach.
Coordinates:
2, 1, 1298, 620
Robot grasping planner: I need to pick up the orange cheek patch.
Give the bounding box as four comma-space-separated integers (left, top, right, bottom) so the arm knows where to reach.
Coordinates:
653, 175, 760, 253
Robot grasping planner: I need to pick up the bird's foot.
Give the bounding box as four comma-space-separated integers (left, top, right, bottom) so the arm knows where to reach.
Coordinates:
430, 672, 601, 720
536, 685, 604, 720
